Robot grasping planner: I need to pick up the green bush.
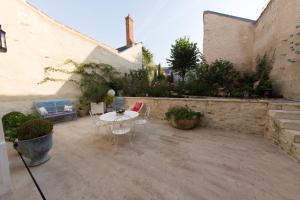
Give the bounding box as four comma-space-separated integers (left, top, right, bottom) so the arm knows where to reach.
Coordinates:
148, 80, 170, 97
186, 59, 240, 96
122, 69, 150, 97
165, 106, 203, 121
17, 119, 53, 141
2, 112, 38, 141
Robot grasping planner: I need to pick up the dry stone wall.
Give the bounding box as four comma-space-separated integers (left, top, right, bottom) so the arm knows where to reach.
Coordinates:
125, 97, 269, 135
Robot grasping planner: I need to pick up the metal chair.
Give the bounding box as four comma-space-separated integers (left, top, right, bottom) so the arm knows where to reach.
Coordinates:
133, 106, 150, 136
89, 111, 110, 137
110, 116, 133, 147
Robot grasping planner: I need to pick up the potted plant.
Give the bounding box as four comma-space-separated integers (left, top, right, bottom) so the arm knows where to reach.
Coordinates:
104, 89, 116, 112
165, 106, 203, 130
14, 119, 53, 167
78, 96, 90, 117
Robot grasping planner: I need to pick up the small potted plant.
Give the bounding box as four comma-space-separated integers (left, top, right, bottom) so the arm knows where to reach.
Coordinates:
165, 106, 203, 130
78, 96, 90, 117
14, 119, 53, 167
104, 89, 116, 112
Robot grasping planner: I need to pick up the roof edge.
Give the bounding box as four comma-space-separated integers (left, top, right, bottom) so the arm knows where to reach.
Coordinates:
203, 11, 256, 24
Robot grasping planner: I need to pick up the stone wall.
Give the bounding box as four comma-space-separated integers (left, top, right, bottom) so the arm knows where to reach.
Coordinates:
0, 0, 142, 113
203, 11, 255, 72
125, 97, 269, 135
203, 0, 300, 101
253, 0, 300, 100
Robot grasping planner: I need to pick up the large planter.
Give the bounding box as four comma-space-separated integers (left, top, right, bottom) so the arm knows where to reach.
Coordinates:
170, 116, 200, 130
78, 107, 89, 117
15, 132, 53, 167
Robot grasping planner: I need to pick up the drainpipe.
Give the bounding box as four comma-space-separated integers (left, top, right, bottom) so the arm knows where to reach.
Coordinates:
0, 114, 12, 196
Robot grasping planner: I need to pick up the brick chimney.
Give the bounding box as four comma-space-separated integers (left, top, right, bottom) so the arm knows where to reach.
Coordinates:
125, 14, 135, 48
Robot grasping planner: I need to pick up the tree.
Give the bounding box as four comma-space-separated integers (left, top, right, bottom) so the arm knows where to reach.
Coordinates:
167, 37, 200, 82
142, 46, 157, 81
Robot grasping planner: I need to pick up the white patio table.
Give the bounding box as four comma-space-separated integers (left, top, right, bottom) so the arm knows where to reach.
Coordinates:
99, 110, 139, 122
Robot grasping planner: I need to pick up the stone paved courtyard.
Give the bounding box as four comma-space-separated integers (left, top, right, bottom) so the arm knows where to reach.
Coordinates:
3, 117, 300, 200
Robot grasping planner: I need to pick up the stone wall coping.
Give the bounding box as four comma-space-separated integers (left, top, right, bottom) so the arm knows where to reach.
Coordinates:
124, 97, 271, 104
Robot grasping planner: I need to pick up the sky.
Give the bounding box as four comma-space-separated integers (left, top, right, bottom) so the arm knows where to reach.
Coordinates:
28, 0, 270, 67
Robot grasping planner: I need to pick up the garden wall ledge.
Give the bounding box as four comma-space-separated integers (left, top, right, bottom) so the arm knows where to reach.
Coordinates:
125, 97, 272, 135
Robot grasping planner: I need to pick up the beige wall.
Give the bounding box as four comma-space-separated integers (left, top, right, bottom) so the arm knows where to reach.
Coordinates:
0, 0, 142, 112
253, 0, 300, 100
125, 97, 269, 135
203, 11, 255, 72
203, 0, 300, 101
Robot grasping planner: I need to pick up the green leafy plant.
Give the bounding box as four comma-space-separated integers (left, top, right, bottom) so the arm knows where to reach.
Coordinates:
2, 112, 39, 141
122, 68, 150, 97
78, 96, 90, 110
167, 37, 200, 82
165, 106, 203, 121
104, 95, 114, 106
17, 119, 53, 141
254, 54, 274, 97
148, 80, 170, 97
186, 59, 240, 96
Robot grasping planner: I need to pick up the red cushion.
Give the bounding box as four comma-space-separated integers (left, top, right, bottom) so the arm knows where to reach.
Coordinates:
131, 102, 143, 112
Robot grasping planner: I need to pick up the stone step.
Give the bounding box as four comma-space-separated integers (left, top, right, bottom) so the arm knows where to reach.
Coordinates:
270, 103, 300, 111
269, 110, 300, 120
281, 129, 300, 143
291, 143, 300, 162
278, 119, 300, 131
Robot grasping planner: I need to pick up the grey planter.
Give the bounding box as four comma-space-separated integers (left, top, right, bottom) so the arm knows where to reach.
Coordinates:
16, 132, 53, 167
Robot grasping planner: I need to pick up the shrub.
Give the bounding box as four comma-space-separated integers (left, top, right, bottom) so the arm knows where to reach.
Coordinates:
186, 59, 240, 96
122, 69, 150, 97
17, 119, 53, 141
148, 80, 170, 97
2, 112, 38, 141
253, 54, 274, 97
165, 106, 203, 121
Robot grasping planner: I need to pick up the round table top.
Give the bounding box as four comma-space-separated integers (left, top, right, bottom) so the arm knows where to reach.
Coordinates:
99, 110, 139, 122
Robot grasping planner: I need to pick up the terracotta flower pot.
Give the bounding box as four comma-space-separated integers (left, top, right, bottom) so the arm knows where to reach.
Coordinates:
169, 116, 200, 130
79, 108, 89, 117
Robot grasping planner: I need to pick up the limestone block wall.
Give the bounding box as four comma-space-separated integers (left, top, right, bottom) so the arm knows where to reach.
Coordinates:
253, 0, 300, 100
203, 11, 255, 72
125, 97, 269, 135
203, 0, 300, 101
0, 0, 142, 113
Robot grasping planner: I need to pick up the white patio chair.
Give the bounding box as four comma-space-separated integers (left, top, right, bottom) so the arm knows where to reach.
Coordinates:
110, 116, 133, 147
89, 111, 110, 137
133, 106, 150, 136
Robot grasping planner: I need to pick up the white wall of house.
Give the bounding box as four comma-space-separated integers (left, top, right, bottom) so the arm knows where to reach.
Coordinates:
0, 0, 142, 194
0, 115, 12, 197
0, 0, 142, 112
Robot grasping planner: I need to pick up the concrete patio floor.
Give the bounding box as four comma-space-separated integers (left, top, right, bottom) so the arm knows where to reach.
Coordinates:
3, 117, 300, 200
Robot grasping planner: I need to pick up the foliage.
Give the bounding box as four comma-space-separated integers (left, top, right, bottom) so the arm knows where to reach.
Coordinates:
253, 54, 274, 96
104, 95, 114, 106
148, 80, 170, 97
17, 119, 53, 141
186, 59, 240, 96
2, 112, 39, 141
142, 47, 154, 67
78, 96, 90, 110
40, 60, 122, 103
167, 37, 200, 82
165, 106, 203, 121
122, 68, 150, 97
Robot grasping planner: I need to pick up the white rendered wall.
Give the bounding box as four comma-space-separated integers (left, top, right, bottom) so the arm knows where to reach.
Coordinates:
0, 114, 12, 197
